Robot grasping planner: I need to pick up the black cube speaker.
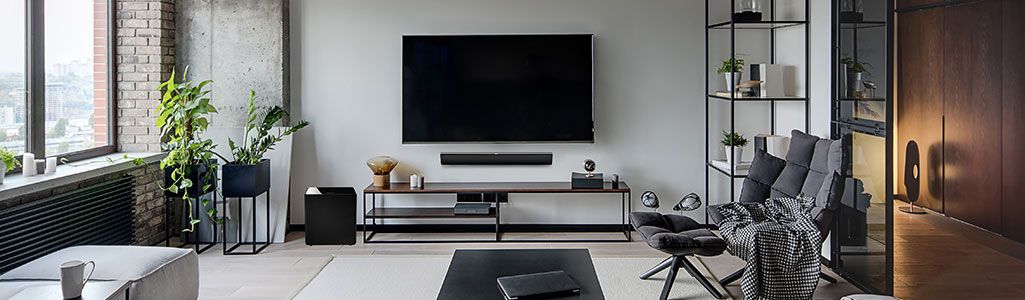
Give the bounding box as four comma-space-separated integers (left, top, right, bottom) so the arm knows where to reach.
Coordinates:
440, 152, 553, 165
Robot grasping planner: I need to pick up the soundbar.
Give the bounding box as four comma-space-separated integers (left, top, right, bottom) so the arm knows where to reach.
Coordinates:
440, 152, 553, 166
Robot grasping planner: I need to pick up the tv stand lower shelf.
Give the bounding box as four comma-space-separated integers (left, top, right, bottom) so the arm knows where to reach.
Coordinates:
362, 182, 631, 243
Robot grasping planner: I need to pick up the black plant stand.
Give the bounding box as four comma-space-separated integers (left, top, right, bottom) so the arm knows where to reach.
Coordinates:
222, 188, 271, 255
222, 160, 272, 255
163, 192, 218, 254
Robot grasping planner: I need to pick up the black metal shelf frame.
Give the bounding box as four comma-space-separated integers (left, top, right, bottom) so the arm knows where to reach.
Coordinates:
704, 0, 811, 224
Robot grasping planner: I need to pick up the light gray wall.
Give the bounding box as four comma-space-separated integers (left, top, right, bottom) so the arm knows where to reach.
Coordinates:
177, 0, 289, 127
288, 0, 709, 224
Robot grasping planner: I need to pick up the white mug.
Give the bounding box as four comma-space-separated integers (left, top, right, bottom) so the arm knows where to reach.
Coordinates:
60, 260, 95, 299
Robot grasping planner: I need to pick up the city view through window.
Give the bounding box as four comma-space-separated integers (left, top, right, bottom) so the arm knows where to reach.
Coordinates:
0, 0, 110, 156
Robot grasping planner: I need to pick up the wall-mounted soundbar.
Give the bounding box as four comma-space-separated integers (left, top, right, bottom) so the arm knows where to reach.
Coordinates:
440, 152, 553, 165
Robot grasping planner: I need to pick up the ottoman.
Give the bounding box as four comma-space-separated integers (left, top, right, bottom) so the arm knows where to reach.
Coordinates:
0, 246, 198, 300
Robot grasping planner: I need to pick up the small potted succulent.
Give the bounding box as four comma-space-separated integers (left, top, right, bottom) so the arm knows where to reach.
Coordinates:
717, 57, 745, 92
0, 148, 21, 184
721, 130, 748, 165
222, 90, 309, 198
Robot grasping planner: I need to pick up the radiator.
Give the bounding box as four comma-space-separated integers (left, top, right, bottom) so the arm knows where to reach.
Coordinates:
0, 176, 135, 273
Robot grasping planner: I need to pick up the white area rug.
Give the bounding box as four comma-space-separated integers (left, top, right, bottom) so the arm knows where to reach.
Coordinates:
294, 255, 731, 300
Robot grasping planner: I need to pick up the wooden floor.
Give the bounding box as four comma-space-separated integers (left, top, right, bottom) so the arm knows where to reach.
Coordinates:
894, 207, 1025, 299
194, 208, 1025, 300
196, 232, 860, 300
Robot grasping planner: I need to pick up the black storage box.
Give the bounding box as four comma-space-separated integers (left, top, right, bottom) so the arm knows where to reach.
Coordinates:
571, 172, 604, 189
304, 187, 357, 245
222, 159, 271, 198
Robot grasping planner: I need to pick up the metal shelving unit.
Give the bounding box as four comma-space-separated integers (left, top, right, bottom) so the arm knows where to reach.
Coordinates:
704, 0, 810, 224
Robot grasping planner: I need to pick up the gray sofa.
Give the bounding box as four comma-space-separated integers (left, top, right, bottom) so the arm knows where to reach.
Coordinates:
0, 246, 198, 300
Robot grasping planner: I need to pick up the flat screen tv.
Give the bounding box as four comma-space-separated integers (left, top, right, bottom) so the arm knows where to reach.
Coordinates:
402, 34, 594, 143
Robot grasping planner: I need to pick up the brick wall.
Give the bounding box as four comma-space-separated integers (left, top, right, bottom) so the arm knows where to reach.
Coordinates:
93, 0, 110, 147
115, 0, 175, 152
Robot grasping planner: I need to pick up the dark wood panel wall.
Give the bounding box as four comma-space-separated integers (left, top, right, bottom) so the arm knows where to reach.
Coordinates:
1001, 0, 1025, 243
896, 8, 944, 212
897, 0, 1025, 241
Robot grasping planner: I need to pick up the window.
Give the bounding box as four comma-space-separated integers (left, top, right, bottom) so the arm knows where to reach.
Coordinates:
1, 0, 114, 161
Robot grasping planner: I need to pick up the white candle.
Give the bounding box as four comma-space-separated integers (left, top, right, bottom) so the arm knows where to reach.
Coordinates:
22, 153, 35, 177
45, 157, 57, 175
410, 174, 420, 188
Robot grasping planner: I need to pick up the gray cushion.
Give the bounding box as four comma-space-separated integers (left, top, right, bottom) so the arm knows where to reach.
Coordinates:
740, 150, 786, 204
630, 212, 727, 256
0, 246, 198, 300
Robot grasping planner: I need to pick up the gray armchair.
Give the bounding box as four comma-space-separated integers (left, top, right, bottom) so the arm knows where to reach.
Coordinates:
710, 130, 848, 286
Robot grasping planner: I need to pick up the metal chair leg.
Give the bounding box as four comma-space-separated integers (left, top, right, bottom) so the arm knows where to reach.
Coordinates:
719, 268, 744, 286
659, 257, 683, 300
680, 257, 725, 299
640, 256, 675, 280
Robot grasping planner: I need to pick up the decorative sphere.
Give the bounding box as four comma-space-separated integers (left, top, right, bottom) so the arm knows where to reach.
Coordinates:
641, 191, 659, 209
583, 159, 596, 173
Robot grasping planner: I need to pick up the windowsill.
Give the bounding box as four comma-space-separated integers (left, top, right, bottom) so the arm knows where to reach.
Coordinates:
0, 152, 165, 202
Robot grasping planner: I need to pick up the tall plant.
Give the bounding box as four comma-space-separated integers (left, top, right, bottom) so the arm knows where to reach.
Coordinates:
157, 67, 221, 232
228, 90, 309, 165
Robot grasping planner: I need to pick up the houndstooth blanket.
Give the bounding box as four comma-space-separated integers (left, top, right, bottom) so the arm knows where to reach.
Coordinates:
716, 197, 821, 300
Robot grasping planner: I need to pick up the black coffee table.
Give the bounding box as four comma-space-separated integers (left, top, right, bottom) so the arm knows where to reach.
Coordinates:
438, 249, 604, 300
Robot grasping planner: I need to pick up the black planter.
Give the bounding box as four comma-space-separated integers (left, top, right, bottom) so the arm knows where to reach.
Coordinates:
222, 159, 271, 198
163, 160, 218, 197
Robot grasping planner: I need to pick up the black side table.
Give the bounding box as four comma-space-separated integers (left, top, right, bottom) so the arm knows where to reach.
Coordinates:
304, 187, 357, 245
222, 160, 272, 255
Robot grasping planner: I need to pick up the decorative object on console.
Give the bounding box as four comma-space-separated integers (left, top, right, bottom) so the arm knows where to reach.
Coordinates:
583, 159, 597, 177
863, 80, 878, 99
754, 134, 789, 158
899, 140, 926, 214
839, 0, 864, 23
571, 159, 603, 189
410, 174, 420, 188
734, 0, 762, 22
641, 191, 659, 210
367, 156, 398, 187
612, 174, 620, 189
0, 148, 20, 184
721, 130, 748, 165
717, 57, 745, 92
673, 193, 702, 212
21, 152, 35, 177
418, 175, 425, 187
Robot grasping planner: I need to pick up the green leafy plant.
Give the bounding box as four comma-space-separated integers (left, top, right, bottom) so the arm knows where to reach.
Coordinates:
0, 148, 21, 172
228, 91, 309, 165
721, 131, 748, 147
841, 54, 872, 75
157, 67, 221, 232
717, 57, 746, 74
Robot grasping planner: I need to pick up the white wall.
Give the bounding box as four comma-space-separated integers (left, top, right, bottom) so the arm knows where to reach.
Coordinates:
288, 0, 706, 225
287, 0, 832, 225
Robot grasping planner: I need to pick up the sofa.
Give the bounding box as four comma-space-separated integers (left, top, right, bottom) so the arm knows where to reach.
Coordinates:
0, 246, 198, 300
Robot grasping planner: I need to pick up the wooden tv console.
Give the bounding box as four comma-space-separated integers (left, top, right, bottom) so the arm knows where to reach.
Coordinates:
362, 181, 632, 243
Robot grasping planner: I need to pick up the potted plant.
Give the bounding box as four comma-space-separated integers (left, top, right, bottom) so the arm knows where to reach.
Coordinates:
222, 90, 309, 198
841, 54, 872, 98
717, 57, 745, 92
157, 67, 221, 235
0, 149, 21, 184
722, 130, 748, 165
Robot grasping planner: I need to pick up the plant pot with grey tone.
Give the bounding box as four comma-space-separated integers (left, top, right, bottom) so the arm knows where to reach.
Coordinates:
0, 161, 6, 185
721, 130, 748, 166
847, 70, 864, 98
222, 159, 271, 198
724, 72, 743, 92
724, 146, 744, 166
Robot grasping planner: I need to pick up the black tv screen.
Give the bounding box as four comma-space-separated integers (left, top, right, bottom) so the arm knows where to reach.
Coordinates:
402, 34, 594, 143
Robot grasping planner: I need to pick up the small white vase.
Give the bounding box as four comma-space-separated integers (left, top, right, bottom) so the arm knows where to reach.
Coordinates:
0, 161, 5, 185
724, 72, 743, 92
724, 146, 744, 166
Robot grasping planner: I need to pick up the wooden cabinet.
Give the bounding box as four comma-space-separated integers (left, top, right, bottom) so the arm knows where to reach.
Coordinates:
897, 8, 945, 212
942, 0, 1003, 233
1002, 0, 1025, 242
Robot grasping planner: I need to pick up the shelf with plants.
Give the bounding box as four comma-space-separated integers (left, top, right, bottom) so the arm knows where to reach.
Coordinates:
833, 3, 887, 137
704, 0, 810, 223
